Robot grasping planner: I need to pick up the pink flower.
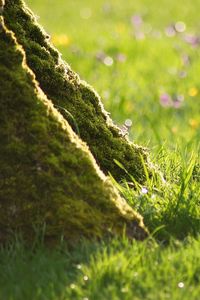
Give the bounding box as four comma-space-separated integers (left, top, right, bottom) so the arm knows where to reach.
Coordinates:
131, 14, 143, 28
141, 187, 148, 194
184, 34, 200, 47
160, 93, 172, 107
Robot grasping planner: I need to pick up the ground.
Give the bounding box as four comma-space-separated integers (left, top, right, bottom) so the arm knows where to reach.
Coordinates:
0, 0, 200, 299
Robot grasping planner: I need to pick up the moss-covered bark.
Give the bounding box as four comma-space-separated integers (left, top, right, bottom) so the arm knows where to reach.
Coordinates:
0, 14, 147, 244
3, 0, 155, 183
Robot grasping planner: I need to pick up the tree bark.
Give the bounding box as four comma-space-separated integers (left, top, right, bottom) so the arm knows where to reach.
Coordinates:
3, 0, 155, 183
0, 11, 147, 244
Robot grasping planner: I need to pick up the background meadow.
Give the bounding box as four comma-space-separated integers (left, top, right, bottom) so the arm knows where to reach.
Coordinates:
26, 0, 200, 148
1, 0, 200, 299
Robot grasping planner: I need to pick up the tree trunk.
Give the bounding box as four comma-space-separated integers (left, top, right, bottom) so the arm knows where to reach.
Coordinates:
3, 0, 155, 183
0, 10, 147, 244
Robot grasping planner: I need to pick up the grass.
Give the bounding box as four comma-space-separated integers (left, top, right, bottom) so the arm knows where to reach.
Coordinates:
1, 236, 200, 299
1, 0, 200, 299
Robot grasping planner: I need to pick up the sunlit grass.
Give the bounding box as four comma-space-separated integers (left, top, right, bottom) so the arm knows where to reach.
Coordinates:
1, 236, 200, 300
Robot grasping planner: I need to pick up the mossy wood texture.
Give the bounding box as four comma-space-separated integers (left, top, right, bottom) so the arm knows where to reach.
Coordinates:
0, 15, 147, 243
3, 0, 153, 183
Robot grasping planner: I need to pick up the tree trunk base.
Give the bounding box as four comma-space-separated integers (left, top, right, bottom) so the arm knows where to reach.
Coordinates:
3, 0, 156, 183
0, 15, 148, 244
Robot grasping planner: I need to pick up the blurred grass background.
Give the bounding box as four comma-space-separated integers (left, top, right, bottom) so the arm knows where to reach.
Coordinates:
27, 0, 200, 150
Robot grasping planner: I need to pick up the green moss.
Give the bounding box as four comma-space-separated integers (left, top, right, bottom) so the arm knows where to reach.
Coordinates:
3, 0, 155, 183
0, 16, 147, 244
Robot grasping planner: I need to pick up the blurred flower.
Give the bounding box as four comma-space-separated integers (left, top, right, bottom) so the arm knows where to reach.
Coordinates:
189, 119, 199, 129
181, 54, 191, 66
184, 34, 200, 47
188, 87, 198, 97
96, 50, 106, 61
165, 25, 176, 37
131, 14, 146, 40
131, 14, 143, 28
124, 119, 132, 128
173, 100, 182, 109
175, 21, 186, 33
76, 264, 82, 269
52, 34, 70, 46
103, 56, 114, 66
135, 31, 145, 40
172, 94, 184, 109
171, 126, 178, 134
176, 94, 184, 102
141, 187, 148, 194
70, 283, 76, 289
116, 53, 127, 63
179, 70, 187, 78
160, 93, 184, 109
96, 51, 114, 66
165, 21, 186, 37
178, 282, 184, 288
83, 275, 89, 281
160, 93, 172, 107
